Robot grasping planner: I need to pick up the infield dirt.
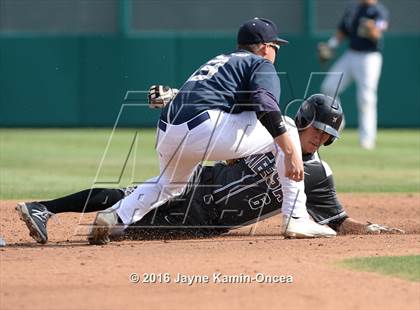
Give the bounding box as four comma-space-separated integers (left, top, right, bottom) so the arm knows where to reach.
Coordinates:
1, 193, 419, 310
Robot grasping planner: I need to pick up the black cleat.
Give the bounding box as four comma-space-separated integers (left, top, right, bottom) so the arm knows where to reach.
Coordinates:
16, 202, 54, 244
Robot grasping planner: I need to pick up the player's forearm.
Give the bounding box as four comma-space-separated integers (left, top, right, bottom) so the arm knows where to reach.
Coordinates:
274, 132, 297, 157
336, 30, 346, 43
338, 217, 405, 235
327, 31, 345, 49
367, 27, 382, 41
337, 218, 369, 235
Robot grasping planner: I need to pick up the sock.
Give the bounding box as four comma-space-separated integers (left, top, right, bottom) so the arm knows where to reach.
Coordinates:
40, 188, 124, 214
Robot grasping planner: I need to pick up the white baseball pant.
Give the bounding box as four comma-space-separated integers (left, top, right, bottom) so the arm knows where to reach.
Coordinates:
321, 50, 383, 148
115, 110, 310, 225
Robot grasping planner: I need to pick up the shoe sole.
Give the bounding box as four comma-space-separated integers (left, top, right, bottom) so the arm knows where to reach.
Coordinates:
15, 203, 47, 244
284, 232, 315, 239
284, 231, 336, 239
88, 215, 111, 245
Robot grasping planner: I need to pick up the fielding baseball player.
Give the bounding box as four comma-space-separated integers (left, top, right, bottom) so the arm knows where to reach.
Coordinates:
85, 17, 341, 244
318, 0, 389, 149
15, 93, 403, 245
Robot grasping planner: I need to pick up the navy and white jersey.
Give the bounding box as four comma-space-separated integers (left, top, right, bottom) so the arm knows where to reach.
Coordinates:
338, 2, 389, 52
161, 49, 281, 124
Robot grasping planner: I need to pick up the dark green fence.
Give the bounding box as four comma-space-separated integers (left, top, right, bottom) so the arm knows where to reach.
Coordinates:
0, 0, 419, 127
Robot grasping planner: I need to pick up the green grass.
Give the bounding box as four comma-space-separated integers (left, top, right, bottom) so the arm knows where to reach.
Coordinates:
0, 128, 160, 199
0, 128, 419, 199
339, 255, 420, 282
321, 129, 420, 192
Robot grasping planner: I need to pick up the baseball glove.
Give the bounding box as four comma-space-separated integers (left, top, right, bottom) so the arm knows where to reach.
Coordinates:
366, 222, 405, 234
317, 42, 334, 63
148, 85, 178, 109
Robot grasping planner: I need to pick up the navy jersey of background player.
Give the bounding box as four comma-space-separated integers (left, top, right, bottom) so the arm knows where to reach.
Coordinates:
161, 50, 280, 124
339, 1, 389, 52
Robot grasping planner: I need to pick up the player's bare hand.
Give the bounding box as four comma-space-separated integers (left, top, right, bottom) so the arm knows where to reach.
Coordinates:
284, 152, 304, 182
148, 85, 178, 109
366, 222, 405, 234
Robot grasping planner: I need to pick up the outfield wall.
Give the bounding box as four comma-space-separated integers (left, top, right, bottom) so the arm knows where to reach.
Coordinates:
0, 0, 419, 127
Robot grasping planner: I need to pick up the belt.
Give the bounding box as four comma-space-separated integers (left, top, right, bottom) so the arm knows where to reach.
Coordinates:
158, 111, 210, 132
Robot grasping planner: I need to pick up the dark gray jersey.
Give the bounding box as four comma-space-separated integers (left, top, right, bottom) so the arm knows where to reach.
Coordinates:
208, 152, 347, 229
302, 154, 347, 229
130, 152, 348, 235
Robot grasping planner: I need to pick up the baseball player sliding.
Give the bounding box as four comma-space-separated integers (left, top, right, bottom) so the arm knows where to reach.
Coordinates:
15, 92, 404, 245
81, 17, 339, 244
318, 0, 389, 149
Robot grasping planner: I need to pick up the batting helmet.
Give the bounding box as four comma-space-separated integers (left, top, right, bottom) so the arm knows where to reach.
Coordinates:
295, 94, 344, 146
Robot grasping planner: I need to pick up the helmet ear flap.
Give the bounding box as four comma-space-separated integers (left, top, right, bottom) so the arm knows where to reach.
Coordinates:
295, 100, 314, 130
295, 112, 307, 130
323, 136, 335, 146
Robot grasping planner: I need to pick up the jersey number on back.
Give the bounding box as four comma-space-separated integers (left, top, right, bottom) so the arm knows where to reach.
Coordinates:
189, 55, 230, 82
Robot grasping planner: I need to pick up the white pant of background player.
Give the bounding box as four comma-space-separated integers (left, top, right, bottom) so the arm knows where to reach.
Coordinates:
321, 50, 382, 149
113, 112, 335, 238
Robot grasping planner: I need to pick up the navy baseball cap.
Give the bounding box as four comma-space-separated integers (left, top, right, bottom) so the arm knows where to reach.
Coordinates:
237, 17, 289, 45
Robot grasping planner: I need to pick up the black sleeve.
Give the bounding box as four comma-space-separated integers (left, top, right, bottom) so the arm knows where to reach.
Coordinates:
256, 111, 287, 137
304, 160, 348, 231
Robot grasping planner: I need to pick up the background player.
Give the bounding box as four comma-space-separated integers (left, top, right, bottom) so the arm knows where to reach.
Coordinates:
16, 93, 403, 245
317, 0, 389, 149
87, 17, 337, 244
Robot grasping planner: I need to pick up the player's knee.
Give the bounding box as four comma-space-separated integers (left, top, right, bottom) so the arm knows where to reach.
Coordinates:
357, 90, 377, 106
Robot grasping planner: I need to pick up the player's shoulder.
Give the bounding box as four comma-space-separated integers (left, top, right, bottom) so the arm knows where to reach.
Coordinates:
229, 50, 272, 67
315, 153, 334, 177
305, 153, 334, 177
374, 2, 389, 16
321, 160, 333, 177
359, 2, 388, 17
